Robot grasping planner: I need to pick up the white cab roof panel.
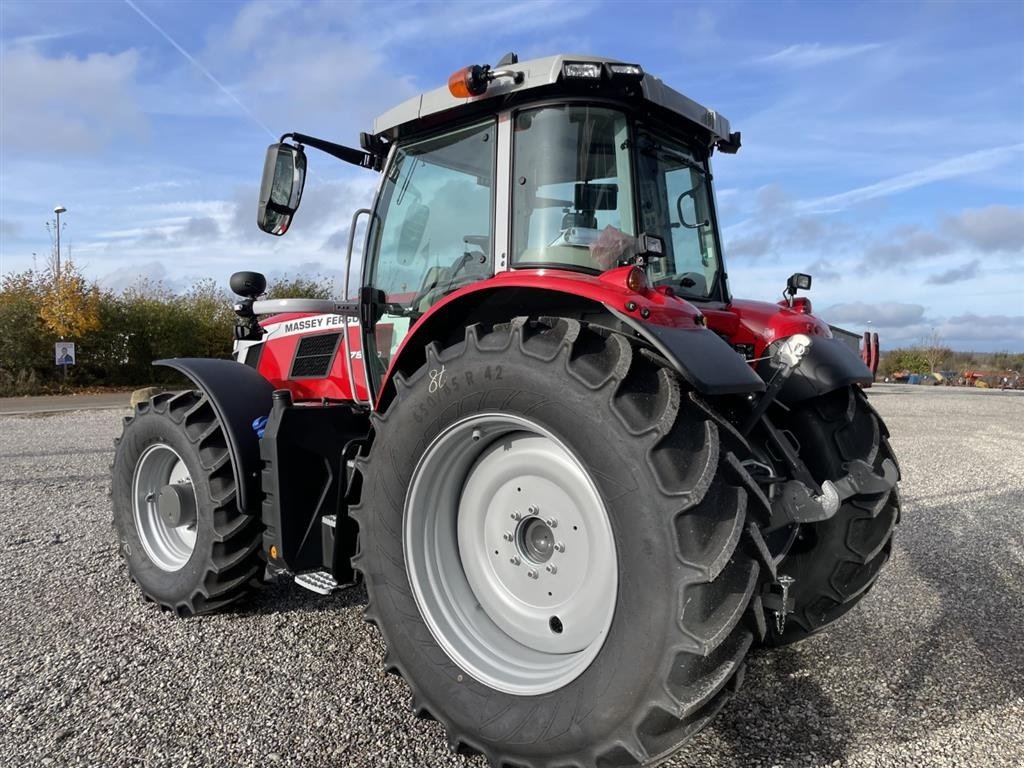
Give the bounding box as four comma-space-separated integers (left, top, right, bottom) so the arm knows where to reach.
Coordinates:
373, 54, 733, 142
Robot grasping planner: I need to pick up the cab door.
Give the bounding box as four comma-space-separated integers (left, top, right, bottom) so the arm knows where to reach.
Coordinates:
359, 119, 497, 399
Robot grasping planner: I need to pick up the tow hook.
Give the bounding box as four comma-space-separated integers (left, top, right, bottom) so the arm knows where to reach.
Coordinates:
762, 575, 796, 634
769, 457, 899, 527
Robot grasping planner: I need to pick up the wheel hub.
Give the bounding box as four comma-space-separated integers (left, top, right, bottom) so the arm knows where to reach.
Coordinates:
132, 443, 197, 572
404, 413, 618, 695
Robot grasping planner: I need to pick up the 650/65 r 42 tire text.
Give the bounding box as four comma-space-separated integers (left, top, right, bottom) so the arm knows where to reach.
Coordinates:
352, 317, 762, 768
111, 391, 263, 616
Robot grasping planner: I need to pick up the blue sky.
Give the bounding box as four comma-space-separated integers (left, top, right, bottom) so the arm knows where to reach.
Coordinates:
1, 0, 1022, 350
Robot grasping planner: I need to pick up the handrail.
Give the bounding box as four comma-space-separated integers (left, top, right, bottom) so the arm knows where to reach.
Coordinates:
343, 209, 373, 407
252, 298, 357, 315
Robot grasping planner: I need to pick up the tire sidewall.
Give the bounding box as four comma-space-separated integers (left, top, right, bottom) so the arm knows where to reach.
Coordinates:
112, 405, 218, 604
360, 333, 693, 756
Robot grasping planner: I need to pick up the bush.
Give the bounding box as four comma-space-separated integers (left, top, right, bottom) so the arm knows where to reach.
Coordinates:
0, 269, 335, 395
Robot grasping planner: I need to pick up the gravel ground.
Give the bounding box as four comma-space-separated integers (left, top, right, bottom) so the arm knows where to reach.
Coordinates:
1, 385, 1021, 767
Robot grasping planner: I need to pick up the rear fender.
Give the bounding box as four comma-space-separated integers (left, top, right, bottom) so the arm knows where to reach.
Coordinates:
154, 358, 275, 513
377, 280, 764, 411
759, 336, 874, 405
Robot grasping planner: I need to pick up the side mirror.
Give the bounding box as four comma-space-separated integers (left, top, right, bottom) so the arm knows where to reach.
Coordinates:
257, 143, 307, 236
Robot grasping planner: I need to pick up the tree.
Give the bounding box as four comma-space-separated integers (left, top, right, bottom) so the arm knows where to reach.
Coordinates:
265, 274, 335, 300
919, 328, 952, 375
880, 348, 930, 377
38, 259, 101, 340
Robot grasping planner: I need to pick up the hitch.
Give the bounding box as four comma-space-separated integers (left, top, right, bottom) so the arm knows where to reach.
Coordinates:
769, 457, 899, 528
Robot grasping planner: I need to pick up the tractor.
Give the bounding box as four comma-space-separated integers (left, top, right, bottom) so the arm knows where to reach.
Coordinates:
111, 53, 901, 767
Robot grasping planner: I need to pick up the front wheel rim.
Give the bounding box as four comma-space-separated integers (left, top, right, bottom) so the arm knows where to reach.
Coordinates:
132, 443, 197, 572
404, 413, 618, 696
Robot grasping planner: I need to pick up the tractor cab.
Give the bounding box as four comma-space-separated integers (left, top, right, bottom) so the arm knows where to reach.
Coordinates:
252, 53, 746, 403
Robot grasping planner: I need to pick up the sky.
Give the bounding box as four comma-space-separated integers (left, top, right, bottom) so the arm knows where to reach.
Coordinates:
1, 0, 1022, 351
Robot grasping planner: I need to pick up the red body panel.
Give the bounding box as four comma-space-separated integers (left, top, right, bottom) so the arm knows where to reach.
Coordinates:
249, 268, 834, 405
704, 298, 832, 359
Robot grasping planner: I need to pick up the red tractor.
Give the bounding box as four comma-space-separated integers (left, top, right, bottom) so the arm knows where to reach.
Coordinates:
112, 54, 901, 767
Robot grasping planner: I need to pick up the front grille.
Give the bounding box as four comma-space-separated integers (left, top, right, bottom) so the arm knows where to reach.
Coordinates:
290, 332, 341, 379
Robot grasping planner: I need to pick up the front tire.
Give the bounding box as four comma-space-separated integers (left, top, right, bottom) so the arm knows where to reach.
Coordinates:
353, 318, 761, 767
112, 391, 263, 616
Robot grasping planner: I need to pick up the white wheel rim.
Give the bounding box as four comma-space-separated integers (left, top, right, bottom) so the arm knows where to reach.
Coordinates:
404, 413, 618, 695
132, 443, 197, 572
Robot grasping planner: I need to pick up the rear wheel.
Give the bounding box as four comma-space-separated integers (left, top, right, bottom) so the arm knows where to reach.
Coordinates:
353, 317, 761, 767
765, 386, 901, 645
112, 391, 263, 616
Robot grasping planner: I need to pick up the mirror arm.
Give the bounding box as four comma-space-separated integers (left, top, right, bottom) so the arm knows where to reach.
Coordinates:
282, 132, 381, 170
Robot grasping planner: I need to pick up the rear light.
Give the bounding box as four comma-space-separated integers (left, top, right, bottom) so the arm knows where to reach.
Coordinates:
626, 266, 648, 293
562, 62, 602, 79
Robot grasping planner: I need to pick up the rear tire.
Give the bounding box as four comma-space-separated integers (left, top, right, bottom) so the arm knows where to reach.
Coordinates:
353, 318, 761, 767
765, 386, 900, 645
111, 391, 263, 616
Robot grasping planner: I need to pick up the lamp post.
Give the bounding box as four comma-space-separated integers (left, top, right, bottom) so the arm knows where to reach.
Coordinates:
52, 205, 68, 385
53, 205, 66, 284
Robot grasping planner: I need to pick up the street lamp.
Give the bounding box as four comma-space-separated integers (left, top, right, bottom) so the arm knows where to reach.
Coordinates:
53, 205, 67, 281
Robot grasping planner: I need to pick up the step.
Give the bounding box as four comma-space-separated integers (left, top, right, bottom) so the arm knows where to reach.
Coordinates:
293, 569, 339, 595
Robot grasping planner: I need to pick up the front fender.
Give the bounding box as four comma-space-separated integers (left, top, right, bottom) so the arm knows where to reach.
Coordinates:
154, 358, 275, 513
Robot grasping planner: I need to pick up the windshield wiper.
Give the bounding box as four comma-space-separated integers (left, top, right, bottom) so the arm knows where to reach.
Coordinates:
639, 140, 708, 176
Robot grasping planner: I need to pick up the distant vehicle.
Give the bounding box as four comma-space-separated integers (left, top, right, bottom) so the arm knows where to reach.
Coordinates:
110, 53, 902, 767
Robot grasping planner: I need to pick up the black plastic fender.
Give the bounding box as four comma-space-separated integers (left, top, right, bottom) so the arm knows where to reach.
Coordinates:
759, 335, 874, 405
614, 311, 766, 396
154, 358, 274, 513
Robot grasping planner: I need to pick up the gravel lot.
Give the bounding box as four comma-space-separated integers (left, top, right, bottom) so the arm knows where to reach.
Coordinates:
2, 385, 1022, 767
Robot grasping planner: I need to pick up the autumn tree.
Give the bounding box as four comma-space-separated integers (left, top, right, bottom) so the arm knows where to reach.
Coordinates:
38, 259, 101, 340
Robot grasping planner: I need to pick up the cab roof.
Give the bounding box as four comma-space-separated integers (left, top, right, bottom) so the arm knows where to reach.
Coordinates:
372, 53, 739, 151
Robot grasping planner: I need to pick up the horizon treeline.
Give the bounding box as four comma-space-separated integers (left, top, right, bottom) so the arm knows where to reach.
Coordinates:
0, 262, 333, 396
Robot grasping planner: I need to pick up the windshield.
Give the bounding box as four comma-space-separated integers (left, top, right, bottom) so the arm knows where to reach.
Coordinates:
636, 129, 720, 300
512, 105, 635, 272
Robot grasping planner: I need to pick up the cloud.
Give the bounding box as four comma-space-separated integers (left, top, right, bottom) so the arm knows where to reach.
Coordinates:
823, 301, 926, 328
942, 205, 1024, 254
925, 259, 981, 285
864, 227, 953, 266
0, 45, 145, 153
180, 216, 220, 240
797, 144, 1024, 213
0, 219, 23, 238
757, 43, 882, 68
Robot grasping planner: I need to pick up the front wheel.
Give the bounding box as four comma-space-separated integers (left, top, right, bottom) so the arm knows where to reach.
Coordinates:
353, 318, 761, 767
111, 391, 263, 616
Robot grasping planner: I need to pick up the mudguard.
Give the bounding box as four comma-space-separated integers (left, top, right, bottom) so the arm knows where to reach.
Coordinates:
762, 336, 874, 405
614, 311, 765, 396
154, 358, 275, 513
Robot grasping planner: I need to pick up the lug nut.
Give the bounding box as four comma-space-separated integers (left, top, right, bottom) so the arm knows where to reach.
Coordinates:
554, 542, 565, 553
511, 510, 522, 521
545, 518, 558, 528
527, 569, 538, 579
502, 531, 513, 542
510, 556, 521, 566
545, 564, 558, 574
528, 505, 539, 516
